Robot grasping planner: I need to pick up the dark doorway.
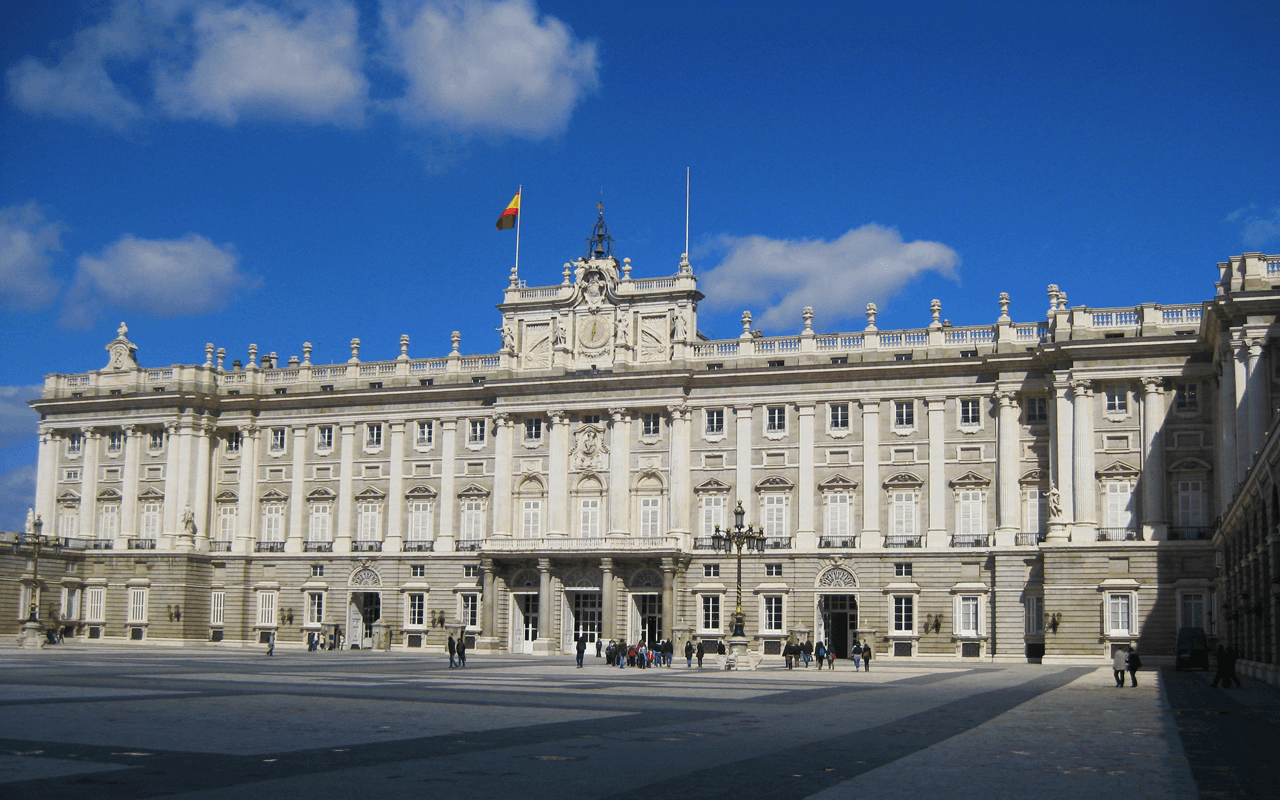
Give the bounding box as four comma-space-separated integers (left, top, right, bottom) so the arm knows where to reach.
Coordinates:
821, 595, 858, 658
350, 592, 380, 647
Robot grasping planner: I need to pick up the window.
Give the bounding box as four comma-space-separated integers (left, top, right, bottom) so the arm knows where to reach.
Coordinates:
765, 563, 783, 578
307, 592, 325, 625
308, 504, 329, 541
894, 401, 914, 429
1107, 593, 1133, 635
59, 510, 78, 538
766, 406, 786, 433
642, 413, 661, 437
579, 498, 601, 537
408, 501, 433, 541
210, 591, 224, 625
65, 468, 83, 482
107, 431, 123, 453
830, 403, 849, 431
317, 426, 333, 450
469, 419, 487, 445
1024, 488, 1048, 533
521, 499, 542, 538
701, 496, 725, 535
1026, 397, 1048, 424
891, 492, 917, 535
523, 418, 541, 442
767, 359, 784, 368
258, 591, 277, 627
701, 595, 721, 631
639, 497, 662, 536
831, 356, 848, 364
140, 502, 161, 539
893, 596, 914, 632
261, 505, 284, 542
956, 491, 984, 535
894, 562, 912, 577
129, 587, 148, 623
99, 503, 119, 538
417, 421, 434, 446
149, 430, 164, 451
825, 493, 851, 536
1104, 482, 1134, 529
1175, 481, 1205, 527
583, 415, 601, 425
705, 409, 724, 436
707, 364, 723, 371
763, 495, 787, 538
1105, 388, 1127, 414
227, 432, 242, 453
958, 596, 980, 636
408, 564, 425, 577
460, 594, 479, 628
274, 388, 287, 395
763, 596, 784, 632
464, 565, 479, 578
959, 399, 981, 427
311, 565, 325, 577
366, 423, 383, 448
1180, 593, 1206, 630
406, 593, 425, 626
87, 587, 105, 622
1024, 595, 1044, 634
461, 500, 485, 540
1175, 382, 1198, 412
68, 433, 82, 455
369, 381, 383, 389
894, 353, 913, 362
357, 502, 381, 541
704, 563, 720, 578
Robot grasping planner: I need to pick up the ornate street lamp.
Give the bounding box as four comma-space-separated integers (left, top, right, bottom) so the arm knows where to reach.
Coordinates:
712, 500, 765, 638
13, 513, 60, 623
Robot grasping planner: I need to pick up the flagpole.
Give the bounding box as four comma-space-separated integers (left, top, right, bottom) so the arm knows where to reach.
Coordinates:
515, 185, 522, 279
684, 168, 690, 258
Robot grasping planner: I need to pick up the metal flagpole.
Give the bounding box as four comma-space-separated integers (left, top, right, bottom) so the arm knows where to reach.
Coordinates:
515, 185, 522, 277
684, 168, 690, 258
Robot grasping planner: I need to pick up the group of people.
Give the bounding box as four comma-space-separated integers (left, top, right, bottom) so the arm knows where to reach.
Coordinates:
447, 634, 468, 667
600, 638, 678, 668
1111, 645, 1142, 686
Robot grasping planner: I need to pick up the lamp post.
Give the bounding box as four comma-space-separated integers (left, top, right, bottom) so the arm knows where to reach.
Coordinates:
712, 500, 765, 638
13, 512, 60, 624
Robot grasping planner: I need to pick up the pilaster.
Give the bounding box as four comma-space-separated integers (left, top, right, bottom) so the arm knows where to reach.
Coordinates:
667, 405, 692, 539
1140, 377, 1168, 541
119, 425, 139, 548
608, 408, 630, 536
735, 405, 753, 524
860, 400, 880, 547
601, 557, 616, 640
81, 428, 99, 541
926, 398, 947, 548
993, 391, 1019, 546
548, 411, 569, 536
1070, 380, 1097, 542
491, 414, 513, 538
286, 425, 307, 553
797, 403, 816, 550
385, 421, 405, 553
335, 423, 355, 554
438, 420, 457, 552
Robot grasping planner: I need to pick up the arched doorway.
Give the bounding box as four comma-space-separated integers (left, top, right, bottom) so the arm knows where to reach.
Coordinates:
816, 566, 860, 658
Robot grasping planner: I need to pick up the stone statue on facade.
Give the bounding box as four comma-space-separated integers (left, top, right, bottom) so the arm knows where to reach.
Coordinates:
25, 508, 35, 535
181, 504, 197, 536
1048, 485, 1064, 520
570, 425, 609, 472
552, 318, 566, 347
672, 313, 688, 342
497, 323, 516, 353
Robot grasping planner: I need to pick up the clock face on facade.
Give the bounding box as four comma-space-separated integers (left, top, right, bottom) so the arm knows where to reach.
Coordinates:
578, 314, 613, 349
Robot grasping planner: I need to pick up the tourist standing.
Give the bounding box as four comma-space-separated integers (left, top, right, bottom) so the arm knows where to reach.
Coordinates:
456, 636, 467, 667
448, 634, 458, 668
696, 639, 705, 668
576, 634, 587, 668
685, 639, 695, 667
851, 640, 862, 670
802, 639, 813, 668
596, 638, 603, 659
1127, 647, 1142, 687
862, 640, 871, 672
266, 631, 275, 657
825, 641, 836, 670
1112, 647, 1128, 686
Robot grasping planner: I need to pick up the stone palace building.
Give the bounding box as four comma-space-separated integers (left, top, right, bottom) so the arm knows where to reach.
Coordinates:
9, 216, 1279, 665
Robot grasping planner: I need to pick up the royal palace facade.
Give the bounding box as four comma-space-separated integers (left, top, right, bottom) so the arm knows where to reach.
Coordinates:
9, 220, 1280, 665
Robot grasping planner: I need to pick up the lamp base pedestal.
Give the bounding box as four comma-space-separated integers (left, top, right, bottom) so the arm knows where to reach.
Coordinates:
725, 636, 757, 670
18, 621, 46, 649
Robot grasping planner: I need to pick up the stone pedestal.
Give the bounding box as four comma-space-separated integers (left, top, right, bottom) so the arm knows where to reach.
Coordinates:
18, 621, 46, 649
1045, 521, 1070, 544
725, 636, 758, 670
531, 638, 556, 656
372, 622, 392, 651
472, 636, 501, 652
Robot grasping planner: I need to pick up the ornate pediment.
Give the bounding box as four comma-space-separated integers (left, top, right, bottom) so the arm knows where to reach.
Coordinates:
884, 472, 923, 489
457, 483, 490, 499
354, 486, 386, 500
103, 321, 139, 372
695, 477, 733, 493
817, 566, 858, 588
1169, 457, 1212, 472
57, 489, 81, 504
1096, 461, 1140, 479
405, 485, 437, 498
1018, 468, 1048, 485
260, 487, 288, 501
138, 486, 165, 500
949, 470, 991, 488
305, 487, 335, 500
98, 487, 123, 501
755, 475, 794, 491
818, 474, 858, 491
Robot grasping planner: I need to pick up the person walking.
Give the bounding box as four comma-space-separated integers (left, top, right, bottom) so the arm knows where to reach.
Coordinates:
815, 640, 825, 665
664, 639, 674, 666
783, 641, 794, 670
596, 638, 603, 659
685, 639, 695, 667
1112, 646, 1128, 686
576, 634, 587, 668
803, 639, 813, 668
862, 640, 872, 672
825, 641, 836, 670
456, 636, 467, 667
448, 634, 458, 668
851, 640, 862, 670
696, 639, 705, 668
266, 630, 275, 657
1127, 647, 1142, 687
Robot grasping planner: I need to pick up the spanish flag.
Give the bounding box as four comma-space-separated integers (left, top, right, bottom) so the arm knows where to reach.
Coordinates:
496, 190, 520, 230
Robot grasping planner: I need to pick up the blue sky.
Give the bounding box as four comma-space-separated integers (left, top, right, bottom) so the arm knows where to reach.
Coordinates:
2, 0, 1279, 530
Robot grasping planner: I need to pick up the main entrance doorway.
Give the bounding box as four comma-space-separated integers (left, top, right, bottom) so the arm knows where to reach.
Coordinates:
347, 592, 380, 649
510, 593, 539, 654
568, 592, 601, 646
633, 594, 662, 645
819, 594, 858, 658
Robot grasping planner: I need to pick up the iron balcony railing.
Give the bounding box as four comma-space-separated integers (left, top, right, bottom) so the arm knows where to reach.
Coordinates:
951, 534, 990, 548
763, 537, 793, 550
402, 541, 434, 552
455, 540, 484, 552
352, 541, 382, 552
90, 538, 115, 550
884, 534, 923, 548
818, 536, 859, 549
127, 538, 157, 550
1097, 527, 1139, 542
210, 541, 232, 552
256, 541, 286, 552
1014, 531, 1046, 546
303, 541, 332, 552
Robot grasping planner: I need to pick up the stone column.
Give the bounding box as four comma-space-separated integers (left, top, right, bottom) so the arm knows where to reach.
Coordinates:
926, 398, 947, 548
480, 557, 497, 640
335, 423, 355, 553
735, 405, 753, 522
1070, 380, 1097, 542
667, 405, 692, 538
162, 422, 181, 542
797, 404, 816, 550
547, 411, 569, 536
608, 408, 630, 536
386, 421, 405, 553
285, 425, 307, 553
193, 421, 213, 550
536, 557, 553, 646
860, 400, 880, 548
119, 425, 140, 548
80, 427, 99, 541
438, 420, 457, 551
1246, 337, 1269, 463
173, 420, 196, 551
1233, 338, 1250, 483
600, 557, 616, 639
994, 392, 1019, 546
1218, 349, 1238, 507
236, 424, 261, 555
35, 426, 58, 526
661, 557, 676, 640
1140, 377, 1168, 541
1050, 381, 1074, 531
491, 414, 513, 538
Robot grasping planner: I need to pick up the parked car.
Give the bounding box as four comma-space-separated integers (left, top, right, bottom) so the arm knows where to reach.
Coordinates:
1175, 627, 1209, 670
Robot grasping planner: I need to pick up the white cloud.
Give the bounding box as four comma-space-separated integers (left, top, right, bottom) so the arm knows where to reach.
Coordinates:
62, 232, 255, 327
382, 0, 599, 138
698, 224, 960, 332
1226, 205, 1280, 247
0, 386, 43, 450
0, 202, 64, 310
155, 0, 368, 125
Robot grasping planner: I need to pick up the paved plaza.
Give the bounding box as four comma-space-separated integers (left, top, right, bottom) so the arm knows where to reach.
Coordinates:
0, 648, 1276, 799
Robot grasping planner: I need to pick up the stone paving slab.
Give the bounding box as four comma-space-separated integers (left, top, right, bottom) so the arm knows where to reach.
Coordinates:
0, 684, 194, 702
0, 755, 133, 784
